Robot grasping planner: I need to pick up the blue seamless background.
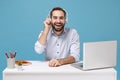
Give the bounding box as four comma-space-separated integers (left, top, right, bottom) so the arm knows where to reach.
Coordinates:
0, 0, 120, 80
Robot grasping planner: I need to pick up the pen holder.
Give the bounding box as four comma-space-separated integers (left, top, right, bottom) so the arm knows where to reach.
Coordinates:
7, 58, 15, 69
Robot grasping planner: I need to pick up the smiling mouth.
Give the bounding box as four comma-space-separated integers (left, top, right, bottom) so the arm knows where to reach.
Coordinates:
55, 23, 62, 27
52, 22, 65, 32
55, 25, 61, 28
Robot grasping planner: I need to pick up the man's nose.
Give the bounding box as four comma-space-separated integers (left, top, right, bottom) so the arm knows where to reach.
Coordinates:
56, 18, 61, 23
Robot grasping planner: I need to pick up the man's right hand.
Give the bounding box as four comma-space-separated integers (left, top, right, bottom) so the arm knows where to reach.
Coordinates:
43, 17, 51, 32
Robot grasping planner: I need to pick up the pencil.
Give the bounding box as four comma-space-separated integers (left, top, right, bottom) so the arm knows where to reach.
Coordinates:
5, 53, 9, 58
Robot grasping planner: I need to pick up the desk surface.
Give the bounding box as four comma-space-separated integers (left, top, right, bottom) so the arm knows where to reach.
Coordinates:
3, 61, 116, 73
3, 61, 117, 80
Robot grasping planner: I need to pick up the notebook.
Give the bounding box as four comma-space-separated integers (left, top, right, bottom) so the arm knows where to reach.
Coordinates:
71, 40, 117, 70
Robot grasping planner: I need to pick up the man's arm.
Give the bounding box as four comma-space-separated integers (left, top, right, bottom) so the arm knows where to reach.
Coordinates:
58, 56, 75, 65
49, 56, 75, 67
38, 17, 51, 45
34, 17, 51, 54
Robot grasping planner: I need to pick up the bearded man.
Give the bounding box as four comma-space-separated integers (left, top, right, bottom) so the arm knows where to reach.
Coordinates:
35, 7, 80, 67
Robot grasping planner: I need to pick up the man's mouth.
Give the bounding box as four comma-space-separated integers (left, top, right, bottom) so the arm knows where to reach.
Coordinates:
52, 23, 64, 32
55, 23, 62, 27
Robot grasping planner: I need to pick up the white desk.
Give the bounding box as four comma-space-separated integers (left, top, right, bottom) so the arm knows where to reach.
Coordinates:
3, 61, 117, 80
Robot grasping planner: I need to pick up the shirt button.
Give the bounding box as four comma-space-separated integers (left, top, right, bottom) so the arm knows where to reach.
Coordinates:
57, 44, 59, 46
57, 52, 59, 54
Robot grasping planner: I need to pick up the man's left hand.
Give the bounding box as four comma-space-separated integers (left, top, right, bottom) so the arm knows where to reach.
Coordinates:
49, 59, 61, 67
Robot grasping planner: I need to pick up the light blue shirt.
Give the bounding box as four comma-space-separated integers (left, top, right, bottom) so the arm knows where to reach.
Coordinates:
35, 28, 80, 62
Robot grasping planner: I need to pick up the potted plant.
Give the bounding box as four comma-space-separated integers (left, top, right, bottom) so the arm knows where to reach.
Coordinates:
17, 61, 23, 71
18, 61, 22, 66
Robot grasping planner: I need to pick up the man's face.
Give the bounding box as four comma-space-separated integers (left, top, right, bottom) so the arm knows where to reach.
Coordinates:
51, 10, 66, 32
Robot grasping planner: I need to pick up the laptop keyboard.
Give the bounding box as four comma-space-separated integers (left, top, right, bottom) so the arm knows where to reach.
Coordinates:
71, 62, 83, 69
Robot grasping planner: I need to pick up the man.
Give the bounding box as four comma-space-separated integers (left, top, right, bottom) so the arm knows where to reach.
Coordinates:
35, 7, 80, 67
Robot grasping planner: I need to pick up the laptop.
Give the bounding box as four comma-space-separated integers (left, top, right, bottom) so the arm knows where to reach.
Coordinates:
71, 40, 117, 70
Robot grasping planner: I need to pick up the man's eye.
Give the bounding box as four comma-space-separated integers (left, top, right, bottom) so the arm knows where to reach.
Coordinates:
60, 17, 64, 19
53, 17, 57, 19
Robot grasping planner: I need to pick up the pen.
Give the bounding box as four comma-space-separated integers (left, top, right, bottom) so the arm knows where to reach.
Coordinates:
14, 52, 16, 57
5, 53, 9, 58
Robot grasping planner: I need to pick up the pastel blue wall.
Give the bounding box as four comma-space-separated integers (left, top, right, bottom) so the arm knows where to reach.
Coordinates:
0, 0, 120, 80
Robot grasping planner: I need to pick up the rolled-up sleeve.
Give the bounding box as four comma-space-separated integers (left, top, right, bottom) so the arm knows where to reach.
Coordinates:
70, 29, 80, 62
34, 31, 46, 54
34, 41, 46, 54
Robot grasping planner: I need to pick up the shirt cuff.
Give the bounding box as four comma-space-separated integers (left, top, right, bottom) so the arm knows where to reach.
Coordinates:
34, 41, 46, 54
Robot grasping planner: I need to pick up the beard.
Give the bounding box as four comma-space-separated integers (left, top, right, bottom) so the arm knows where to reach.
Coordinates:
51, 22, 65, 32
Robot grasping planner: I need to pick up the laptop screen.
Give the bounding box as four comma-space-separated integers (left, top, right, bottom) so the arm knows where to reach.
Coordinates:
83, 40, 117, 70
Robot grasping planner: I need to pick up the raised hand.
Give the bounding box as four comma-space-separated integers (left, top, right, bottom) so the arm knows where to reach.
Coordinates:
43, 17, 51, 31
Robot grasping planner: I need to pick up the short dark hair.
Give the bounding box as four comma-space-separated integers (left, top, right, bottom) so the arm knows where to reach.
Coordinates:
50, 7, 66, 18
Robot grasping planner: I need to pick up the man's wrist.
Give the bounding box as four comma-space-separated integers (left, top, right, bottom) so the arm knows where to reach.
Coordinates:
42, 29, 49, 35
57, 59, 63, 65
43, 28, 50, 34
